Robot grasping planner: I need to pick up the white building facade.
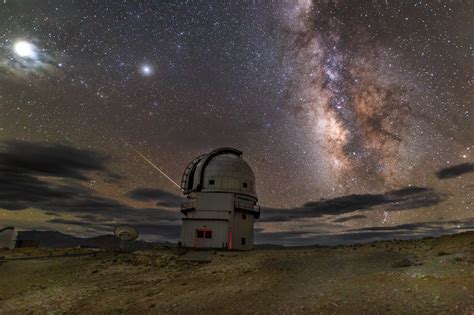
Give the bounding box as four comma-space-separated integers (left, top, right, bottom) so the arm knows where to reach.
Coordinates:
180, 148, 260, 250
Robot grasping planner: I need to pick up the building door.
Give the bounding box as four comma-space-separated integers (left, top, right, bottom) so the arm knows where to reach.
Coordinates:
194, 228, 212, 248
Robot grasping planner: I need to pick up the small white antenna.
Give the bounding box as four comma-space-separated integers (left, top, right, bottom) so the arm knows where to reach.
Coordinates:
114, 225, 139, 242
114, 225, 139, 252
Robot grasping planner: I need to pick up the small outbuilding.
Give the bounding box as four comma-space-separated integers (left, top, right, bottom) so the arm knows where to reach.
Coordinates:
180, 148, 260, 250
0, 226, 18, 250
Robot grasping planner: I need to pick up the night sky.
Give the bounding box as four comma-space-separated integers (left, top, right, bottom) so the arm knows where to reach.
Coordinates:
1, 0, 473, 245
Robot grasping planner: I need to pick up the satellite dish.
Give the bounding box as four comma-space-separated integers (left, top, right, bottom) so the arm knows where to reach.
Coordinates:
114, 225, 139, 242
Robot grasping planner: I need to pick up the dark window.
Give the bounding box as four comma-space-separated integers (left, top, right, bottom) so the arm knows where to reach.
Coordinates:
242, 182, 248, 188
241, 237, 246, 245
209, 179, 215, 185
242, 213, 246, 220
196, 230, 204, 238
205, 231, 212, 239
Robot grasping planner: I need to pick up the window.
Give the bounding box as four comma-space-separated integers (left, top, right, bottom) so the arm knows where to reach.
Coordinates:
242, 213, 246, 220
209, 179, 215, 185
197, 229, 211, 238
241, 237, 246, 245
242, 182, 248, 188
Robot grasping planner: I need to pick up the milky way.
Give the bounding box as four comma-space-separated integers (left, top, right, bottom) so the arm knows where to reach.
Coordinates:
281, 0, 472, 195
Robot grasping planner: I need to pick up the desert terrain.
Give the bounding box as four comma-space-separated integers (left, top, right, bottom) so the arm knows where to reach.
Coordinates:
1, 232, 473, 314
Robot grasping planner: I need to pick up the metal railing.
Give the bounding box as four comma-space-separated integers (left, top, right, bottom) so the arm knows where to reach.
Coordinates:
234, 200, 258, 211
234, 201, 261, 218
180, 199, 261, 218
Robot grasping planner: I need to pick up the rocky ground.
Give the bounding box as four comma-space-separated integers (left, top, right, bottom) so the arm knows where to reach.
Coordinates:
1, 232, 473, 314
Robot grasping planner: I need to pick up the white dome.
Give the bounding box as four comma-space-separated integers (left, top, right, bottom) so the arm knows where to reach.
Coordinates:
181, 148, 257, 199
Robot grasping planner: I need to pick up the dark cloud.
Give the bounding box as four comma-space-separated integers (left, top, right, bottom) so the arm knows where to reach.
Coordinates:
0, 140, 125, 211
44, 212, 60, 216
0, 171, 121, 212
103, 172, 125, 184
435, 162, 474, 179
0, 171, 91, 210
1, 175, 181, 221
333, 215, 367, 223
0, 140, 113, 180
256, 218, 474, 246
351, 223, 441, 232
127, 187, 184, 208
260, 187, 446, 223
0, 140, 121, 213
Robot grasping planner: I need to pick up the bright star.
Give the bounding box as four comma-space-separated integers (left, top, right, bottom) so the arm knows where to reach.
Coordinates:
140, 64, 153, 76
14, 41, 36, 59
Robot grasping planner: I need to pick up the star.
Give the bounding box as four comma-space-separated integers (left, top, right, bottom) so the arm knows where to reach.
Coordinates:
140, 64, 153, 76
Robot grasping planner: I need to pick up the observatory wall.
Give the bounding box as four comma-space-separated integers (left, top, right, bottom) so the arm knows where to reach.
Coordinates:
181, 219, 228, 248
232, 212, 254, 250
195, 192, 233, 210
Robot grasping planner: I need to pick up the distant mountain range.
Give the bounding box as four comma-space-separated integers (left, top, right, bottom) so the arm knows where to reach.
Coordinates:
17, 230, 174, 251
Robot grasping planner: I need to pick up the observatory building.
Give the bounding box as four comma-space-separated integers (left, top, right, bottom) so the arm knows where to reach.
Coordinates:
180, 148, 260, 250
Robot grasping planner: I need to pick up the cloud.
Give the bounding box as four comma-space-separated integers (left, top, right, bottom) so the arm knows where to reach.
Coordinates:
333, 215, 367, 223
127, 188, 184, 208
0, 140, 123, 212
256, 218, 474, 246
260, 186, 446, 223
0, 140, 181, 241
0, 41, 61, 80
435, 162, 474, 179
0, 140, 113, 180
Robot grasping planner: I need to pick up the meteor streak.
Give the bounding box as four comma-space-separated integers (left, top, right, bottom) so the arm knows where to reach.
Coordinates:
124, 141, 182, 191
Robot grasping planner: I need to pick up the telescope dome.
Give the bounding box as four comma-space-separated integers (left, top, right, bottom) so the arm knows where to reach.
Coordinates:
181, 147, 257, 199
